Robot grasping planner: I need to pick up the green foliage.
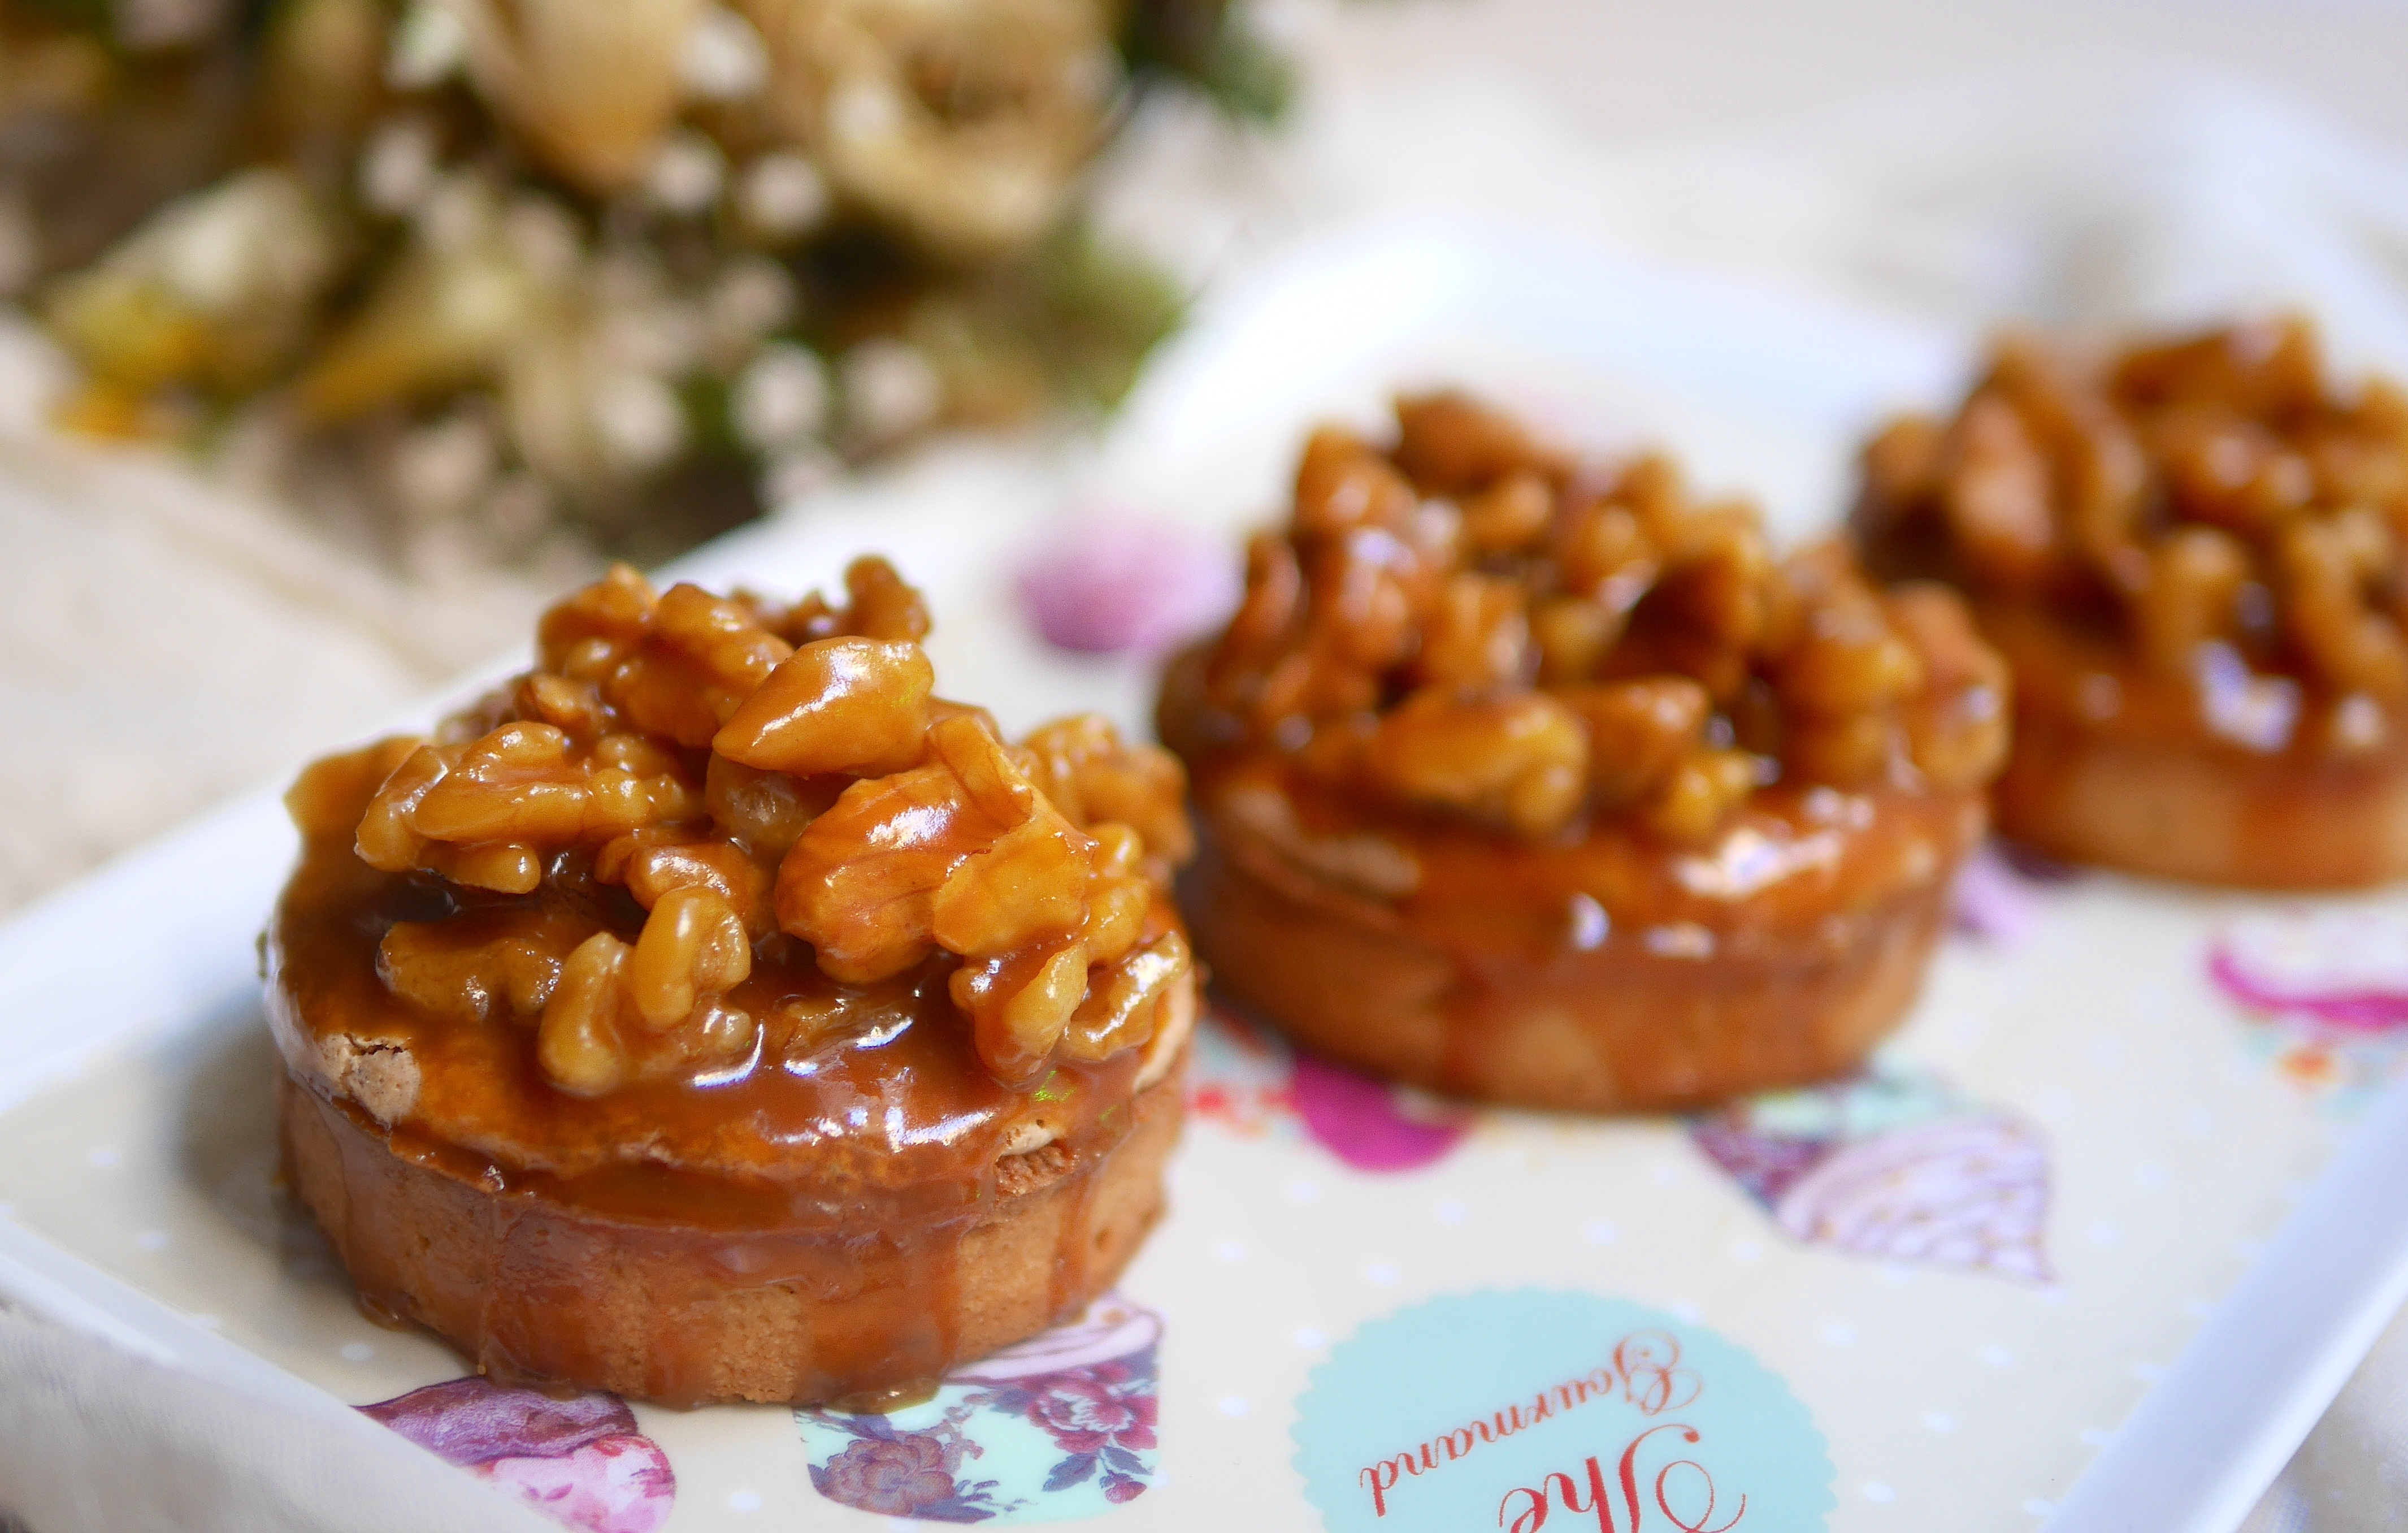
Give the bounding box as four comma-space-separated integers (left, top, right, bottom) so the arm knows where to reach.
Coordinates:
1121, 0, 1294, 125
1019, 221, 1187, 410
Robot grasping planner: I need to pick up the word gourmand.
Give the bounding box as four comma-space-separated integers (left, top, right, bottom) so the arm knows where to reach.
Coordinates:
1357, 1330, 1744, 1531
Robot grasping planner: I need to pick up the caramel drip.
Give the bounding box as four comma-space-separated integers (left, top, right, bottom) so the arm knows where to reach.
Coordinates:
1048, 1146, 1103, 1322
271, 821, 1138, 1216
271, 814, 1149, 1405
290, 1075, 1154, 1407
1181, 744, 1983, 1105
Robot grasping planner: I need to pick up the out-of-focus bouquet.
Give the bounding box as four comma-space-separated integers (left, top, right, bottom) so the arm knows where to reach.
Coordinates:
0, 0, 1282, 568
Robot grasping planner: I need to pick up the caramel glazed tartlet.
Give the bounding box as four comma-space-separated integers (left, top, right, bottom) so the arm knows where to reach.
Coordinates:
1856, 317, 2408, 887
1159, 394, 2011, 1113
268, 558, 1199, 1408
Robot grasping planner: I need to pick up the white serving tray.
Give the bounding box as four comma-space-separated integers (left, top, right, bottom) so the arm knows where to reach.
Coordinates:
5, 220, 2408, 1533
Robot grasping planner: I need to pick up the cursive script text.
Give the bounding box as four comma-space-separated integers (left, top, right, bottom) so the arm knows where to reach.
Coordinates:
1356, 1332, 1704, 1517
1497, 1424, 1746, 1533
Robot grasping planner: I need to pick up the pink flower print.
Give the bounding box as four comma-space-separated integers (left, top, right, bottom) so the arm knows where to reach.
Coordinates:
1024, 1370, 1159, 1456
1689, 1066, 2053, 1283
478, 1437, 674, 1533
1291, 1053, 1469, 1172
1016, 514, 1238, 657
362, 1378, 632, 1463
2209, 910, 2408, 1031
816, 1434, 962, 1517
1687, 1118, 1827, 1207
799, 1297, 1160, 1518
1950, 841, 2042, 944
359, 1378, 675, 1533
1773, 1116, 2052, 1284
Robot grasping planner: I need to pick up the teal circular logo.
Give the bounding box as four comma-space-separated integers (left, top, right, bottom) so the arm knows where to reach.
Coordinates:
1294, 1290, 1832, 1532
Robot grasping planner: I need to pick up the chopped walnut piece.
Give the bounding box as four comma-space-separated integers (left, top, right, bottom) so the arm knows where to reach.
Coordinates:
413, 724, 591, 843
1205, 532, 1304, 699
841, 557, 932, 643
1064, 930, 1191, 1062
1461, 472, 1554, 555
288, 737, 422, 842
1558, 678, 1710, 808
599, 829, 776, 935
1885, 583, 2011, 790
712, 635, 935, 778
704, 754, 838, 860
951, 940, 1092, 1089
1081, 877, 1150, 965
1393, 391, 1550, 494
1857, 316, 2408, 717
1637, 748, 1760, 845
2135, 527, 2251, 673
927, 712, 1039, 828
628, 886, 752, 1031
1295, 425, 1417, 539
357, 721, 702, 889
538, 932, 637, 1098
2279, 510, 2408, 702
355, 743, 448, 872
1415, 573, 1534, 691
776, 761, 1005, 984
1773, 617, 1924, 718
1556, 499, 1658, 605
378, 914, 579, 1027
1019, 715, 1196, 869
289, 556, 1192, 1100
1530, 594, 1623, 685
624, 583, 795, 741
752, 556, 930, 647
931, 811, 1097, 959
1370, 687, 1589, 837
536, 562, 657, 677
533, 568, 798, 750
1941, 395, 2057, 590
1182, 393, 2005, 853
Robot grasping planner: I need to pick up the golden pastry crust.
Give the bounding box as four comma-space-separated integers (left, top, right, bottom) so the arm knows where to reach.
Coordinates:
1186, 784, 1968, 1112
1979, 603, 2408, 886
1161, 395, 2007, 1111
277, 1056, 1185, 1408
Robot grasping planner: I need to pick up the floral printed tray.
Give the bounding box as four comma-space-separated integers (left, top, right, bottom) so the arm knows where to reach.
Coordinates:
6, 224, 2408, 1533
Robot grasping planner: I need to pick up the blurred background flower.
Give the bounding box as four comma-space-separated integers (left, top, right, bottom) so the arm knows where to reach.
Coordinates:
0, 0, 1281, 569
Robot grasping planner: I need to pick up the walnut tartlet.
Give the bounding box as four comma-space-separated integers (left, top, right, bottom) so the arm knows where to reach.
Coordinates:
1159, 394, 2008, 1112
1855, 318, 2408, 887
268, 558, 1197, 1408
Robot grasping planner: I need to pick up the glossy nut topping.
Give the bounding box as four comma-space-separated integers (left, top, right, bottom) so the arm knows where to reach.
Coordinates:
1856, 318, 2408, 725
287, 557, 1194, 1098
1185, 393, 2009, 846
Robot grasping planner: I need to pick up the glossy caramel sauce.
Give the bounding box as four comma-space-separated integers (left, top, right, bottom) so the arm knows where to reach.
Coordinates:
1274, 761, 1964, 952
1854, 318, 2408, 768
1170, 740, 1976, 1110
1160, 631, 1979, 959
262, 561, 1190, 1403
268, 825, 1144, 1229
1974, 596, 2405, 763
270, 816, 1157, 1405
1154, 392, 2002, 1102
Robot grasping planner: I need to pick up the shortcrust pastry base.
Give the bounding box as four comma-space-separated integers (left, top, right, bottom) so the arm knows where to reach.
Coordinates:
279, 1064, 1182, 1407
